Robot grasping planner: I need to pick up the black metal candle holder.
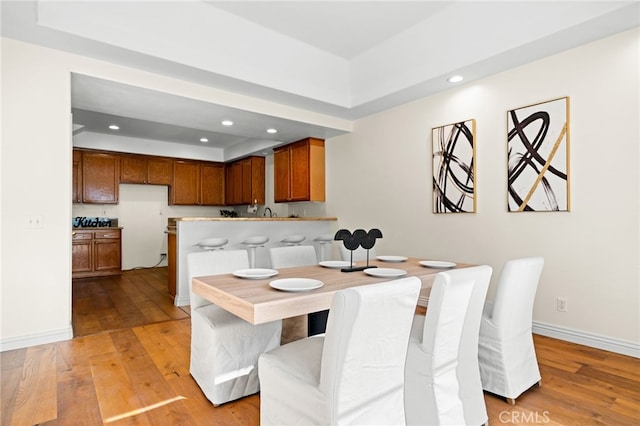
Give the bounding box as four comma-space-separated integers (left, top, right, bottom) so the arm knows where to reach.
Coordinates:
334, 228, 383, 272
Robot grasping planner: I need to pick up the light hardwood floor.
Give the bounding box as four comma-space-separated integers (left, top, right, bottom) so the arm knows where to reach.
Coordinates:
1, 267, 639, 425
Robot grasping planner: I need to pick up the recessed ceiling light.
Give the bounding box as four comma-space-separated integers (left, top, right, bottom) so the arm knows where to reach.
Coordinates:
108, 124, 120, 130
200, 138, 209, 143
221, 120, 233, 126
447, 75, 464, 83
267, 128, 277, 134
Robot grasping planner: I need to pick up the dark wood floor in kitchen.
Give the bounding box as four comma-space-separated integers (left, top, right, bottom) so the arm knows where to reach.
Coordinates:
1, 267, 639, 425
72, 267, 189, 337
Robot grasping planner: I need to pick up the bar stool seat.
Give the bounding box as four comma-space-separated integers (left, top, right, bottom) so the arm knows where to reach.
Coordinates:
196, 237, 228, 250
242, 236, 269, 268
314, 233, 333, 261
280, 235, 305, 246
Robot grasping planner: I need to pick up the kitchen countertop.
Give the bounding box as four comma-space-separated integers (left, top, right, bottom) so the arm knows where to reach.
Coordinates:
167, 217, 337, 226
72, 227, 123, 230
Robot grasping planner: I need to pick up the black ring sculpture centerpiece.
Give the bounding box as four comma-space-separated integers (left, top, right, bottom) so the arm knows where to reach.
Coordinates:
334, 228, 383, 272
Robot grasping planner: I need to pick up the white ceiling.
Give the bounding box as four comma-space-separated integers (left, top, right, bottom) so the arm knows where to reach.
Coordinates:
2, 1, 638, 159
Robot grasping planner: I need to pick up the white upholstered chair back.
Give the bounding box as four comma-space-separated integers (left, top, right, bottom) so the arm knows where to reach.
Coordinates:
404, 265, 492, 426
488, 257, 544, 338
269, 245, 317, 269
320, 277, 421, 425
258, 276, 420, 426
187, 249, 249, 309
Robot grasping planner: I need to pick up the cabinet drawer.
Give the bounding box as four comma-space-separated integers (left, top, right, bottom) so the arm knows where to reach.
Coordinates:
72, 231, 92, 241
94, 230, 120, 239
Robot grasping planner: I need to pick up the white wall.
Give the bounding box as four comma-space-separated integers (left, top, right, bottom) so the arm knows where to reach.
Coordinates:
326, 29, 640, 350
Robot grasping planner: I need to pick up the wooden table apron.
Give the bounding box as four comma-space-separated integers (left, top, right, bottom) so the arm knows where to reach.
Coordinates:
192, 258, 473, 325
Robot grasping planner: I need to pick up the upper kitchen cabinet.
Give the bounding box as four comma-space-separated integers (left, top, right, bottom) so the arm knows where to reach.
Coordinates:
274, 138, 325, 203
120, 154, 172, 185
72, 149, 83, 203
201, 162, 225, 206
81, 150, 119, 204
170, 160, 225, 206
225, 156, 265, 206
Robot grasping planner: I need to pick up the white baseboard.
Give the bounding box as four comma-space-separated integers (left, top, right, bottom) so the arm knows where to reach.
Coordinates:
533, 321, 640, 358
174, 294, 190, 307
0, 326, 73, 352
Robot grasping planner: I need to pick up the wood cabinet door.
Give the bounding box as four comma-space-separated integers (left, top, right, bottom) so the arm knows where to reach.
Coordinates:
249, 157, 266, 205
167, 231, 177, 298
171, 160, 200, 205
94, 239, 121, 271
72, 240, 93, 273
120, 154, 147, 184
241, 159, 254, 205
72, 150, 82, 203
201, 163, 225, 206
225, 164, 235, 205
274, 148, 291, 202
146, 157, 172, 185
289, 141, 311, 201
82, 152, 119, 204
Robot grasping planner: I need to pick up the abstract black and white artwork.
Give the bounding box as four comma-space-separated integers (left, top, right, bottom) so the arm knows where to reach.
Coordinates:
432, 119, 476, 213
507, 97, 570, 212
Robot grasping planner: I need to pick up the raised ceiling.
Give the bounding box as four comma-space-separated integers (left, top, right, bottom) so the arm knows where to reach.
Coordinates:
2, 1, 638, 160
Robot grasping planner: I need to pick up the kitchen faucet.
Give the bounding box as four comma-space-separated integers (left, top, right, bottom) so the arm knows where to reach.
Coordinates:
264, 207, 273, 218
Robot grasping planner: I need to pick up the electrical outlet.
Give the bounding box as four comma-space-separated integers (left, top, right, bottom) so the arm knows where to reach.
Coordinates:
26, 215, 43, 228
557, 297, 568, 312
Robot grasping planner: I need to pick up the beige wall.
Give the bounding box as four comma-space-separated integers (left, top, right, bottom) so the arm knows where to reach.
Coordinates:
326, 29, 639, 348
1, 29, 638, 353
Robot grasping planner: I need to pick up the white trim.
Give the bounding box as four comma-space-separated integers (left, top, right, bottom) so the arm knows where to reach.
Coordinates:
174, 294, 191, 307
533, 321, 640, 358
0, 326, 73, 352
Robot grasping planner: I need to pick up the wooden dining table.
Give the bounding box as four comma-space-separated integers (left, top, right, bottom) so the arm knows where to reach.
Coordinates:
191, 258, 473, 325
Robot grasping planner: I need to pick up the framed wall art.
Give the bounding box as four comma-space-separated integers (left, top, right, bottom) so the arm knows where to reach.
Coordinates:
432, 119, 476, 213
507, 97, 570, 212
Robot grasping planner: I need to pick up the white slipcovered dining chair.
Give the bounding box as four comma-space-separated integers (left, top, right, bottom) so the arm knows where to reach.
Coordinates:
404, 265, 492, 426
478, 257, 544, 404
269, 245, 318, 342
259, 276, 421, 426
187, 250, 282, 406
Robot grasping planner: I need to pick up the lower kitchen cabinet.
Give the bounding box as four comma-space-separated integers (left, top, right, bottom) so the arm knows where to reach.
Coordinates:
72, 228, 122, 278
167, 227, 177, 299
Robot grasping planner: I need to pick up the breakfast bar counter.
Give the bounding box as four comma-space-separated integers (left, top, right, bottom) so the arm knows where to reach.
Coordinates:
168, 216, 337, 306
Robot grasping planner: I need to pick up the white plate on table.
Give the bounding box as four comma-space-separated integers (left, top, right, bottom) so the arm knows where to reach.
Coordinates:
233, 268, 279, 279
364, 268, 408, 278
419, 260, 456, 269
319, 260, 352, 269
269, 278, 324, 292
376, 255, 408, 263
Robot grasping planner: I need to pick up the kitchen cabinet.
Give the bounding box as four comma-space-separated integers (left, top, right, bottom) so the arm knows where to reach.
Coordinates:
72, 149, 82, 203
170, 160, 225, 205
225, 156, 265, 205
81, 151, 119, 204
167, 227, 177, 299
201, 162, 225, 206
274, 138, 325, 203
72, 228, 122, 278
120, 154, 172, 185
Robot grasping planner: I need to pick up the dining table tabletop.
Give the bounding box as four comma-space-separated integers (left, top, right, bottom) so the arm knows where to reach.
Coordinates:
192, 257, 474, 325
